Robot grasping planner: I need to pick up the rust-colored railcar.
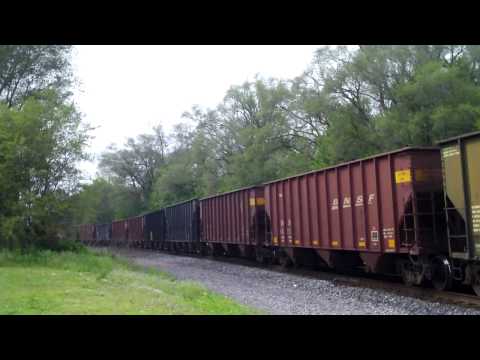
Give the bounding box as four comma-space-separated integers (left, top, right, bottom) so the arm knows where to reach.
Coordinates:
112, 219, 128, 247
200, 186, 266, 259
264, 147, 447, 280
78, 223, 95, 244
127, 216, 144, 248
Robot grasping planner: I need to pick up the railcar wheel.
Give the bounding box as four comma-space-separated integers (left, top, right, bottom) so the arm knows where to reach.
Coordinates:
199, 244, 207, 256
431, 256, 453, 291
473, 283, 480, 297
401, 264, 418, 287
402, 270, 415, 287
472, 282, 480, 296
255, 250, 270, 265
255, 252, 265, 264
208, 245, 217, 258
472, 270, 480, 296
278, 253, 293, 268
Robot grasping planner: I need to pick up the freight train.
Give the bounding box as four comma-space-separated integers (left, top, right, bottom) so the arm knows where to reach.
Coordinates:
77, 131, 480, 296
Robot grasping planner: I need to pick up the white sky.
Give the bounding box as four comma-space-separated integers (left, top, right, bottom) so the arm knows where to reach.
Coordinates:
71, 45, 324, 180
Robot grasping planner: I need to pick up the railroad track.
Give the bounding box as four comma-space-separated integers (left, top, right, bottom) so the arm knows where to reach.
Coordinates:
97, 246, 480, 311
221, 256, 480, 310
285, 267, 480, 310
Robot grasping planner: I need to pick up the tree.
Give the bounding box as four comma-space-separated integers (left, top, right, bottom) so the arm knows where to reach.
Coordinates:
0, 45, 73, 107
0, 45, 86, 249
99, 125, 167, 207
81, 44, 480, 226
149, 151, 198, 208
0, 89, 91, 248
69, 177, 145, 225
284, 45, 480, 164
378, 61, 480, 148
181, 79, 313, 192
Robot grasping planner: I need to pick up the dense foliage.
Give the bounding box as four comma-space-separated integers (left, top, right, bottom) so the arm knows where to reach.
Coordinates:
1, 45, 478, 247
79, 45, 480, 221
0, 45, 91, 249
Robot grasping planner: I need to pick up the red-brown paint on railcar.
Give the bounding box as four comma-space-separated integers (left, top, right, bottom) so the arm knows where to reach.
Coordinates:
127, 216, 144, 245
200, 186, 265, 247
78, 223, 95, 243
264, 148, 445, 258
112, 219, 128, 244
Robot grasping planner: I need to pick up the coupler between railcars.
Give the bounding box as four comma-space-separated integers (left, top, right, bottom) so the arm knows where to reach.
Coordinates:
273, 247, 294, 268
255, 245, 274, 265
419, 257, 480, 295
467, 263, 480, 296
451, 260, 480, 296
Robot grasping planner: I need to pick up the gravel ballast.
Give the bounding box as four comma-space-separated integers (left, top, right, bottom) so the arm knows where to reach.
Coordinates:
104, 248, 480, 315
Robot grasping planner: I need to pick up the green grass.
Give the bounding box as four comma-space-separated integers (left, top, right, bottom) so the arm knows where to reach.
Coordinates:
0, 249, 259, 315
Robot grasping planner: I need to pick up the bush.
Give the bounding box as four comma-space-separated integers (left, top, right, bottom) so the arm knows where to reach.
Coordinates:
0, 216, 27, 249
0, 248, 118, 276
43, 238, 86, 253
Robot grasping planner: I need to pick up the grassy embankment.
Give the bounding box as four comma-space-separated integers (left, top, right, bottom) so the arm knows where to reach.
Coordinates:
0, 248, 258, 315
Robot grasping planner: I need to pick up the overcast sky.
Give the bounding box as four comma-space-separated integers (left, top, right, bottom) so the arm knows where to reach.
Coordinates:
71, 45, 324, 179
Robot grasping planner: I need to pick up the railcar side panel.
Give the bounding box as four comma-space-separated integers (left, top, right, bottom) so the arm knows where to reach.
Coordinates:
319, 172, 330, 249
440, 131, 480, 259
127, 216, 144, 245
265, 148, 444, 257
352, 162, 366, 250
364, 160, 380, 252
144, 209, 166, 243
200, 187, 264, 246
165, 199, 199, 243
95, 223, 112, 243
112, 219, 128, 245
340, 166, 355, 250
78, 224, 95, 243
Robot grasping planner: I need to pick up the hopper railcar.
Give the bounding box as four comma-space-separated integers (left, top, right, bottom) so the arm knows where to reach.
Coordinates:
95, 223, 112, 246
76, 131, 480, 295
126, 216, 144, 248
111, 219, 128, 247
199, 186, 266, 260
78, 223, 95, 245
143, 209, 166, 249
438, 131, 480, 295
163, 199, 200, 253
263, 147, 449, 290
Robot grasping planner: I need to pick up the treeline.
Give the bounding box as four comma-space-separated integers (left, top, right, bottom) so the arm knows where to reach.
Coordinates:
0, 46, 91, 249
3, 45, 478, 249
74, 45, 480, 225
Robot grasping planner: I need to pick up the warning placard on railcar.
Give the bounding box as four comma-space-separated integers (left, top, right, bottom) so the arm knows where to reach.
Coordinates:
395, 169, 412, 184
442, 146, 461, 158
